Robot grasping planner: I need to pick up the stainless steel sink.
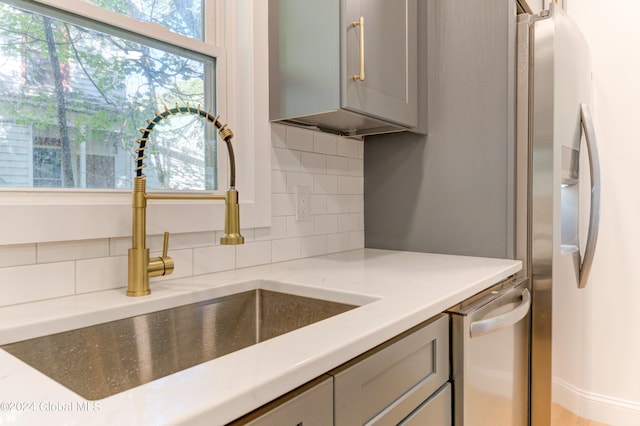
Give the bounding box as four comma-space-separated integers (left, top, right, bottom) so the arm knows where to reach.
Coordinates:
1, 289, 358, 400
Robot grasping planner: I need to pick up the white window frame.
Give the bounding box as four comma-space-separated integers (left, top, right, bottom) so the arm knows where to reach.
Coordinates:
0, 0, 271, 244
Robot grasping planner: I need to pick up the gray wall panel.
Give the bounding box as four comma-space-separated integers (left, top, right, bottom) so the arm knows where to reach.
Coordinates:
364, 0, 516, 259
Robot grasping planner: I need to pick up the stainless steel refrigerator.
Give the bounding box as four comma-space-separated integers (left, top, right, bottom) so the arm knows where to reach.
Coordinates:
517, 4, 601, 425
364, 2, 600, 424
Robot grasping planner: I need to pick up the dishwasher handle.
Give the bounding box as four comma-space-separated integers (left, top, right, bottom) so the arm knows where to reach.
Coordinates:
470, 289, 531, 339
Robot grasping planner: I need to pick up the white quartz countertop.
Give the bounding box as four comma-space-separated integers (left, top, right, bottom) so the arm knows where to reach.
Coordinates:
0, 249, 521, 425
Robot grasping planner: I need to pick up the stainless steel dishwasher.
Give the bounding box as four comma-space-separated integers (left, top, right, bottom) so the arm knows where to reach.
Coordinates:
447, 277, 530, 426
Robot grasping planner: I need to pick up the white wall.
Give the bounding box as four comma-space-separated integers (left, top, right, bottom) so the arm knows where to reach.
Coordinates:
556, 2, 640, 424
0, 124, 365, 307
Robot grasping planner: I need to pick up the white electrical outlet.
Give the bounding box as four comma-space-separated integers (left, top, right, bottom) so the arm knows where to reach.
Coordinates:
295, 185, 311, 221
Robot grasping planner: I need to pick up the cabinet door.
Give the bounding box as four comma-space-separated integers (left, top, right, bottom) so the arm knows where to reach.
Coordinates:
230, 375, 333, 426
332, 314, 449, 425
344, 0, 418, 127
399, 383, 452, 426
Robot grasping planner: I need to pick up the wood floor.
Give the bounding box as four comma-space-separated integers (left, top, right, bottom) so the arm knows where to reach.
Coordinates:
551, 403, 609, 426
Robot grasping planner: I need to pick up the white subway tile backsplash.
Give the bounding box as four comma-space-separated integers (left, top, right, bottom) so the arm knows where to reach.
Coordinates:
237, 228, 256, 243
271, 170, 287, 194
0, 244, 36, 268
301, 235, 328, 258
349, 195, 364, 213
337, 138, 364, 159
327, 155, 349, 175
327, 195, 350, 214
271, 123, 286, 148
357, 213, 365, 231
301, 152, 327, 174
338, 214, 360, 233
272, 147, 301, 171
194, 245, 236, 275
0, 124, 364, 307
109, 237, 130, 256
236, 241, 272, 269
0, 262, 75, 307
261, 217, 287, 241
285, 126, 314, 152
349, 158, 364, 177
76, 256, 127, 294
328, 233, 350, 254
315, 215, 339, 235
253, 227, 272, 241
286, 216, 315, 238
310, 194, 327, 215
37, 239, 109, 264
272, 238, 301, 263
272, 194, 296, 217
349, 231, 365, 250
145, 233, 168, 253
337, 176, 361, 195
286, 172, 314, 193
314, 175, 338, 194
169, 232, 217, 249
313, 132, 338, 155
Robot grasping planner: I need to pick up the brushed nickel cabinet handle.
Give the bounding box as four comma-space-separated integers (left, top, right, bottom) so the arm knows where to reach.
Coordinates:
351, 16, 365, 81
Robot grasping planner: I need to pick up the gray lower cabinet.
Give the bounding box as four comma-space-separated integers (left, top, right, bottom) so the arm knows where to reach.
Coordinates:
229, 375, 333, 426
331, 314, 449, 425
399, 383, 452, 426
229, 314, 450, 425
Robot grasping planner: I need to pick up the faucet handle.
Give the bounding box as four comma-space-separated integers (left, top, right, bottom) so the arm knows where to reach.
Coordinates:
148, 232, 174, 278
160, 232, 174, 275
162, 232, 170, 259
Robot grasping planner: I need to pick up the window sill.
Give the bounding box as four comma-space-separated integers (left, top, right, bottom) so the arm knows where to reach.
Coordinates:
0, 190, 268, 244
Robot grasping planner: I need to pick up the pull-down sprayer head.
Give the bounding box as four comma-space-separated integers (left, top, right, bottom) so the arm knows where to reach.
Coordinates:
134, 103, 244, 246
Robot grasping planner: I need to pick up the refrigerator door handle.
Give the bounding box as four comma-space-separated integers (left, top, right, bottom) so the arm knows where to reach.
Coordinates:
578, 103, 601, 289
469, 289, 531, 338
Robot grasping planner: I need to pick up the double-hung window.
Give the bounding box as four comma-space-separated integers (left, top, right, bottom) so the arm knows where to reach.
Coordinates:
0, 0, 220, 191
0, 0, 271, 244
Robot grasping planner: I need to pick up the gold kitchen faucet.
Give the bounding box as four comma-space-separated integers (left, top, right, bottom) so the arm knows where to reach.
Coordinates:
127, 104, 244, 297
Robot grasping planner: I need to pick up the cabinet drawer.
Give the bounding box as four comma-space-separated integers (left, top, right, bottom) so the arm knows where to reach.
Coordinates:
399, 382, 452, 426
229, 375, 333, 426
332, 314, 449, 425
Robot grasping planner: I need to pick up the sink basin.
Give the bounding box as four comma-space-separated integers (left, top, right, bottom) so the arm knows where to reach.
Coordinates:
1, 289, 358, 400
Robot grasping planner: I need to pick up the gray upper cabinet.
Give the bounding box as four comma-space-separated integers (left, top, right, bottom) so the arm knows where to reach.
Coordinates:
269, 0, 418, 137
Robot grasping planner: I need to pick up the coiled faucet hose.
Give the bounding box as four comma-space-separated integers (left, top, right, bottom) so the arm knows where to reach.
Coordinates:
135, 104, 237, 188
